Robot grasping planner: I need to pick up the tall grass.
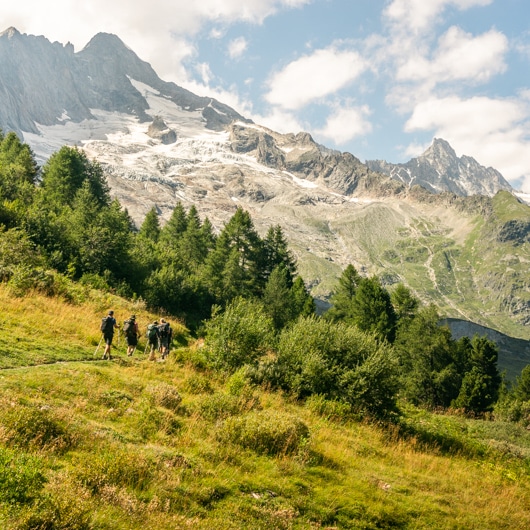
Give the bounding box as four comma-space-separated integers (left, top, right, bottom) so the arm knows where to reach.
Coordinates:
0, 290, 529, 529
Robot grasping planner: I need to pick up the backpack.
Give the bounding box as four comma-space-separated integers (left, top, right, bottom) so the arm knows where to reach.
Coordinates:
158, 322, 170, 338
100, 316, 113, 334
147, 324, 158, 341
123, 319, 135, 336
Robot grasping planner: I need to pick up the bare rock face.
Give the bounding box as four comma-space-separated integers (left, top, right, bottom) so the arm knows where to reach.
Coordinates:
147, 116, 177, 144
0, 28, 249, 138
367, 138, 513, 197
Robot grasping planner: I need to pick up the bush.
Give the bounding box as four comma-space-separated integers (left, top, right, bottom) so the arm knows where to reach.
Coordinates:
74, 446, 155, 494
145, 383, 182, 411
203, 297, 275, 372
0, 447, 46, 505
134, 400, 181, 439
0, 405, 74, 452
183, 373, 214, 395
305, 394, 355, 423
194, 392, 258, 422
264, 316, 399, 417
495, 399, 530, 427
216, 410, 309, 456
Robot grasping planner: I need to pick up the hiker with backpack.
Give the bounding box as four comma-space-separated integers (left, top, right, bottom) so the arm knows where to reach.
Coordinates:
100, 310, 119, 360
157, 318, 173, 360
123, 315, 139, 357
146, 320, 159, 361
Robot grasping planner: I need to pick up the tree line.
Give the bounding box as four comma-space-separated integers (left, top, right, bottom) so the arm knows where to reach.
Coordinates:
1, 131, 528, 421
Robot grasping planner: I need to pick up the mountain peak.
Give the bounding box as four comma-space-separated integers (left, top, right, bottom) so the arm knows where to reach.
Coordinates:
0, 27, 21, 39
366, 138, 513, 197
81, 32, 131, 54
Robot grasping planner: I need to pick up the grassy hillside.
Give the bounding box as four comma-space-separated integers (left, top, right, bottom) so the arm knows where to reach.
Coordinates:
1, 287, 530, 529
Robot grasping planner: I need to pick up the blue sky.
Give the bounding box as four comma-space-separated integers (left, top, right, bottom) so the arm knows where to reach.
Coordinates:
3, 0, 530, 191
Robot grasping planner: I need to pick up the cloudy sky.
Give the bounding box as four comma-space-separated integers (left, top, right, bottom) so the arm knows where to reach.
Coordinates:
3, 0, 530, 190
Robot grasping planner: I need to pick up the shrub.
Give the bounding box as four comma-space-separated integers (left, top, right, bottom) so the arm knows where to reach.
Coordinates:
194, 392, 256, 422
265, 316, 399, 417
305, 394, 355, 423
0, 447, 46, 505
146, 383, 182, 411
0, 405, 74, 452
216, 410, 309, 456
134, 400, 181, 439
74, 446, 155, 494
183, 373, 214, 395
203, 297, 275, 372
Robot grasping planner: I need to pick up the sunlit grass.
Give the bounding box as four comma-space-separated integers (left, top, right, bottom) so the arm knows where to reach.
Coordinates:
1, 289, 530, 529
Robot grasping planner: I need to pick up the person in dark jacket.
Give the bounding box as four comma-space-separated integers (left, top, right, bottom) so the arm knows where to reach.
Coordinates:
101, 310, 119, 360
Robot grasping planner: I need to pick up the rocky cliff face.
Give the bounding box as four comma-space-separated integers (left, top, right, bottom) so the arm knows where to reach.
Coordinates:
0, 27, 248, 139
367, 138, 513, 197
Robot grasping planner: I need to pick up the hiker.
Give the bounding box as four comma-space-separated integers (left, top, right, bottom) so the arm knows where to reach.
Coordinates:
123, 314, 139, 357
158, 318, 173, 360
100, 310, 119, 360
146, 320, 159, 361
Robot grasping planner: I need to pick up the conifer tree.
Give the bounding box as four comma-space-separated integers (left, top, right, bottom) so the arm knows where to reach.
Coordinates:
138, 207, 160, 242
325, 264, 362, 322
351, 276, 396, 343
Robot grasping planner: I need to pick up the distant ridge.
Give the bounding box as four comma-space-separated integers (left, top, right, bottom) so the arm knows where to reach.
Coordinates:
367, 138, 513, 197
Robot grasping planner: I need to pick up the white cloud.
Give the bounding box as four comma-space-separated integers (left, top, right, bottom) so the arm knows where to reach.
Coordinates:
228, 37, 248, 60
251, 108, 304, 135
316, 105, 373, 144
397, 27, 508, 84
1, 0, 312, 84
265, 47, 367, 110
383, 0, 493, 33
405, 96, 530, 186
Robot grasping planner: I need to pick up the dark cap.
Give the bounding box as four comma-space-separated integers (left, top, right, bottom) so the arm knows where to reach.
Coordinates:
108, 310, 114, 315
130, 315, 136, 320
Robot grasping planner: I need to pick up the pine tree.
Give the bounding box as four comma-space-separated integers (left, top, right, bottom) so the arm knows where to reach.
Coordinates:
351, 276, 396, 343
138, 207, 160, 242
325, 264, 362, 322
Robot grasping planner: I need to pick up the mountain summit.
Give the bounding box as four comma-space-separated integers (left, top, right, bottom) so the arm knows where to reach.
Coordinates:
367, 138, 513, 197
0, 27, 248, 141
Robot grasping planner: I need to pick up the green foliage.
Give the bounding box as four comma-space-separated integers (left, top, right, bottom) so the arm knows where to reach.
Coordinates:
0, 447, 46, 505
203, 297, 275, 372
74, 446, 155, 494
138, 206, 161, 242
262, 265, 296, 329
513, 364, 530, 401
325, 264, 361, 322
305, 394, 355, 422
269, 316, 398, 417
351, 276, 397, 343
40, 146, 110, 207
216, 410, 309, 455
0, 405, 74, 453
145, 383, 182, 411
453, 335, 501, 413
395, 305, 461, 408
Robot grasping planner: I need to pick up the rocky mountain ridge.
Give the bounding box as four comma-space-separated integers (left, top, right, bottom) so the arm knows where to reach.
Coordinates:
367, 138, 513, 198
1, 27, 529, 347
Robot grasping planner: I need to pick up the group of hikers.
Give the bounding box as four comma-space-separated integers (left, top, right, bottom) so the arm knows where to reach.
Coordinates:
98, 310, 173, 362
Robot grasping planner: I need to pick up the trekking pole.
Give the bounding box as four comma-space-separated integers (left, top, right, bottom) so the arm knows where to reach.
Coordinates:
94, 335, 103, 357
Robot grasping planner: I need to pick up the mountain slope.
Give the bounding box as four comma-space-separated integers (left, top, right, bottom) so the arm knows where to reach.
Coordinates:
1, 27, 529, 345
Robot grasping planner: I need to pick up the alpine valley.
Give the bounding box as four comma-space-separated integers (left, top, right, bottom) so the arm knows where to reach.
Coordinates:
1, 27, 529, 378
